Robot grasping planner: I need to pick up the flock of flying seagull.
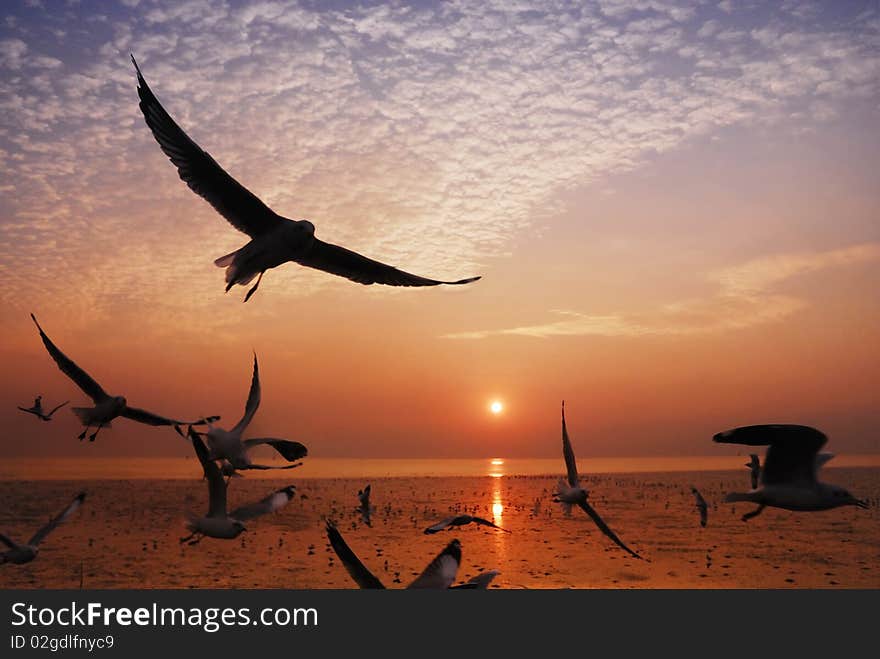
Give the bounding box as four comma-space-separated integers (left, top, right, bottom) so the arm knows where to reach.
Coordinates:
3, 57, 870, 583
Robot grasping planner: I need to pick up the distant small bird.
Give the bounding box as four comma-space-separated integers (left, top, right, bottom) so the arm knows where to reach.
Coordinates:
30, 314, 218, 441
691, 487, 708, 527
180, 429, 296, 544
553, 401, 642, 559
185, 354, 307, 475
423, 514, 510, 534
17, 395, 68, 421
745, 453, 761, 490
131, 55, 481, 302
325, 520, 497, 589
357, 484, 373, 527
1, 492, 86, 564
714, 424, 868, 522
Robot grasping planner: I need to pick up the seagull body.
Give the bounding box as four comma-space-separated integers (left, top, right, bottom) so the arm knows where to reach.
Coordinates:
180, 428, 296, 544
553, 401, 642, 559
356, 484, 373, 527
423, 514, 510, 534
189, 355, 307, 474
326, 521, 496, 589
1, 492, 85, 565
131, 56, 481, 302
30, 314, 217, 441
17, 395, 68, 422
691, 487, 708, 528
714, 424, 868, 521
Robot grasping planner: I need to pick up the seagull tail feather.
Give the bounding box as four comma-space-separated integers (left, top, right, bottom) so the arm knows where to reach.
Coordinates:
214, 250, 239, 268
71, 407, 107, 427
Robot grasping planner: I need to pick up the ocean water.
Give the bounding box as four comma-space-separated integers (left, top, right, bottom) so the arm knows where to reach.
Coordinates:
2, 454, 880, 480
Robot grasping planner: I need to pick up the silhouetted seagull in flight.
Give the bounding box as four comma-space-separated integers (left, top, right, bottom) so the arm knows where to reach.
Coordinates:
131, 55, 481, 302
745, 453, 761, 490
714, 424, 868, 522
357, 484, 373, 527
180, 429, 296, 544
553, 401, 642, 559
17, 395, 68, 421
183, 354, 307, 475
30, 314, 218, 441
325, 521, 497, 589
691, 487, 708, 527
1, 492, 85, 564
423, 514, 510, 534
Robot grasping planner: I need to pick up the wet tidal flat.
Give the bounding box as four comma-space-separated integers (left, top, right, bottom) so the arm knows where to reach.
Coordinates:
1, 468, 878, 589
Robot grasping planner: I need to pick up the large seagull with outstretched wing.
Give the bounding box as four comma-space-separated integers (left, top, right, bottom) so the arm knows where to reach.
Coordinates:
131, 55, 481, 302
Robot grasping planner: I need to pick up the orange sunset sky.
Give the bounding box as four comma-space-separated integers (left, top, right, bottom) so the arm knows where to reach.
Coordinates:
0, 0, 878, 460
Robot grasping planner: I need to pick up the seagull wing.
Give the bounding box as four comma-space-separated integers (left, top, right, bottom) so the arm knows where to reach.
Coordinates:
296, 238, 481, 287
30, 314, 109, 404
232, 354, 260, 435
471, 516, 511, 533
190, 429, 227, 518
576, 501, 642, 560
27, 492, 86, 546
691, 488, 708, 527
230, 486, 295, 521
561, 401, 580, 487
242, 438, 308, 462
236, 462, 302, 471
17, 407, 40, 417
132, 56, 281, 238
815, 452, 835, 469
46, 401, 69, 417
450, 569, 500, 590
423, 517, 455, 534
714, 424, 826, 486
0, 533, 19, 549
407, 539, 462, 589
122, 407, 218, 427
325, 520, 385, 589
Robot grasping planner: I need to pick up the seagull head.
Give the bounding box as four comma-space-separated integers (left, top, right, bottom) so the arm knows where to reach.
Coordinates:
114, 396, 127, 407
830, 485, 869, 509
283, 220, 316, 250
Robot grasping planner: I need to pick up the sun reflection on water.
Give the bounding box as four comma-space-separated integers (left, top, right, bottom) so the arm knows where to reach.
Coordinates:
489, 460, 508, 573
489, 458, 505, 523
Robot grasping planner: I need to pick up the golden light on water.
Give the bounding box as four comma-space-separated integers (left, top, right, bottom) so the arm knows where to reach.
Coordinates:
490, 459, 505, 525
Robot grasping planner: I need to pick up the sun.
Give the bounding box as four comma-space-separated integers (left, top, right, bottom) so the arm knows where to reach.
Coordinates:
489, 400, 504, 415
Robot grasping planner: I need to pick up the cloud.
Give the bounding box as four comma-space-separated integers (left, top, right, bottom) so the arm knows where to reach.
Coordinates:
0, 1, 878, 322
443, 243, 880, 339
